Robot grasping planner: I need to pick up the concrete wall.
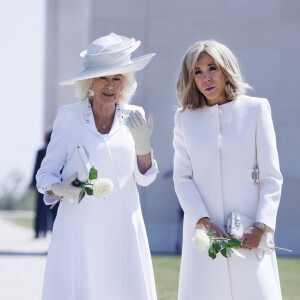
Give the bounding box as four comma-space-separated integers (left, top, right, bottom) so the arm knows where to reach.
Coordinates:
43, 0, 88, 128
44, 0, 300, 254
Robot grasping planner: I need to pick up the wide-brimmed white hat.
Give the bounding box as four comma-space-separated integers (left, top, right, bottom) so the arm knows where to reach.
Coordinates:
59, 33, 155, 85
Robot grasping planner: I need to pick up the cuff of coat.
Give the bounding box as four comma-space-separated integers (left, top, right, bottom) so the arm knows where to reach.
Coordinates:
37, 179, 61, 194
134, 149, 159, 187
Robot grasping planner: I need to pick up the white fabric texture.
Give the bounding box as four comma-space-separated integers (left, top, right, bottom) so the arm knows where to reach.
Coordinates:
173, 95, 282, 300
36, 99, 158, 300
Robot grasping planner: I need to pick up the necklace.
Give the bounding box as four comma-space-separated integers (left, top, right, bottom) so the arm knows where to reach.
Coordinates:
94, 111, 115, 134
90, 99, 116, 134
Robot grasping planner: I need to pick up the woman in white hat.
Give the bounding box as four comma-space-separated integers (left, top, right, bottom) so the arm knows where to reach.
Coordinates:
36, 33, 158, 300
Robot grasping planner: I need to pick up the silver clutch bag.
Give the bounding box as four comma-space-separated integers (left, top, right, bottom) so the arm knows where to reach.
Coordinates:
225, 211, 275, 252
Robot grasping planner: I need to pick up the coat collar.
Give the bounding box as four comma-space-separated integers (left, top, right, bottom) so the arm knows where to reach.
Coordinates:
83, 99, 125, 138
203, 98, 238, 111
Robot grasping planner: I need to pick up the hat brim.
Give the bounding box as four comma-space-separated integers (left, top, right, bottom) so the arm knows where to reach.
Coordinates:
59, 53, 155, 85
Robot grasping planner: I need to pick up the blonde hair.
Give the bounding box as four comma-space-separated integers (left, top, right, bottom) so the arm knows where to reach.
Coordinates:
176, 40, 251, 111
75, 72, 137, 105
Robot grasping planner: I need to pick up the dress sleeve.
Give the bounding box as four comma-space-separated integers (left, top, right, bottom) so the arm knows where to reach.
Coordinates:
36, 106, 68, 203
173, 110, 209, 226
133, 149, 159, 186
256, 99, 283, 231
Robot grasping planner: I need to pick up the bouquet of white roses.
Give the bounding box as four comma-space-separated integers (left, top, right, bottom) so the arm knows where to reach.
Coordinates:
72, 166, 113, 203
192, 229, 242, 259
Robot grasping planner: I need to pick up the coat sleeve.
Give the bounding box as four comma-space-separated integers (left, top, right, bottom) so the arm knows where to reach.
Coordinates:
133, 149, 159, 186
36, 106, 68, 202
173, 110, 210, 226
256, 99, 283, 231
132, 106, 159, 186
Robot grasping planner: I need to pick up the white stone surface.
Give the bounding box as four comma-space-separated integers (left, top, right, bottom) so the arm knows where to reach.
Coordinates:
0, 215, 50, 254
0, 216, 49, 299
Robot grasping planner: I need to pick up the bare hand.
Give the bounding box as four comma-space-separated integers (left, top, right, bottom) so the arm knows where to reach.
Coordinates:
210, 222, 231, 239
196, 217, 231, 239
241, 226, 263, 249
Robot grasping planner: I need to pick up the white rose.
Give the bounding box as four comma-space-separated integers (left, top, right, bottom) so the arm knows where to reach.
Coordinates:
192, 229, 210, 251
93, 178, 113, 199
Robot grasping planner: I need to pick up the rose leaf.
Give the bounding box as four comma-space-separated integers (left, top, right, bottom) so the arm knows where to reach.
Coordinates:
85, 187, 93, 196
227, 238, 242, 248
207, 230, 216, 236
78, 190, 86, 203
208, 245, 217, 259
89, 166, 98, 180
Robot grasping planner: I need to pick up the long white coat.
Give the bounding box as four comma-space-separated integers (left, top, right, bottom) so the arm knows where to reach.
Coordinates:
173, 96, 283, 300
36, 99, 158, 300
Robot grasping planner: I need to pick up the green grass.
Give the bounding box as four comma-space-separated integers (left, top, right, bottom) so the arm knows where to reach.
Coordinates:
278, 257, 300, 300
152, 256, 181, 300
152, 256, 300, 300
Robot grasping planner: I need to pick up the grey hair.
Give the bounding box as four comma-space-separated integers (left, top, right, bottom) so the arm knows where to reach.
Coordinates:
177, 40, 251, 111
75, 72, 137, 105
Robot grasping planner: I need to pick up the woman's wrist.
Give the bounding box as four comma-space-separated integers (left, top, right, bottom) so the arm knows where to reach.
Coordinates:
137, 152, 152, 174
196, 217, 213, 231
253, 222, 266, 233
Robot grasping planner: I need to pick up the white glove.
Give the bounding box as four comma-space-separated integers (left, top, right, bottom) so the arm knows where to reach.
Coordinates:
127, 110, 153, 155
51, 173, 82, 202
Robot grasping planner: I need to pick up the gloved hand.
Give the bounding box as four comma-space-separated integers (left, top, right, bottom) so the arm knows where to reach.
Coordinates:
127, 110, 153, 155
51, 173, 82, 201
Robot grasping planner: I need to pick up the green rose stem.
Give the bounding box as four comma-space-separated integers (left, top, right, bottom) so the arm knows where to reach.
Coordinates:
205, 230, 241, 259
73, 166, 99, 203
73, 180, 92, 188
272, 247, 292, 252
208, 233, 292, 253
50, 166, 99, 208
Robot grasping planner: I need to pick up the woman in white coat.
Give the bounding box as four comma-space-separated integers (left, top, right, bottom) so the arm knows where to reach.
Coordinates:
36, 33, 158, 300
173, 40, 283, 300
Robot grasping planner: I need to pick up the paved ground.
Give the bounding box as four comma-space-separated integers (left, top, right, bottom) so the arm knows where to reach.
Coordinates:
0, 212, 51, 300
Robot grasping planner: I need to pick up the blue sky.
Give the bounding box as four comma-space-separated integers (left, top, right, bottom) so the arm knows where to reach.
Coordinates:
0, 0, 45, 193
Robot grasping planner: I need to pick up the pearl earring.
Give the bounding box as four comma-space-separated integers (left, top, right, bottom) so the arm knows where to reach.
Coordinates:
89, 89, 94, 97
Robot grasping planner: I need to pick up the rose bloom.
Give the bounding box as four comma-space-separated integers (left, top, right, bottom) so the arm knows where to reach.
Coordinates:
93, 178, 113, 199
192, 229, 210, 251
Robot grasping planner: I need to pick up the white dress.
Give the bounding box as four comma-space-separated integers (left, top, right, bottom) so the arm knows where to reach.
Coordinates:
173, 96, 283, 300
37, 99, 158, 300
